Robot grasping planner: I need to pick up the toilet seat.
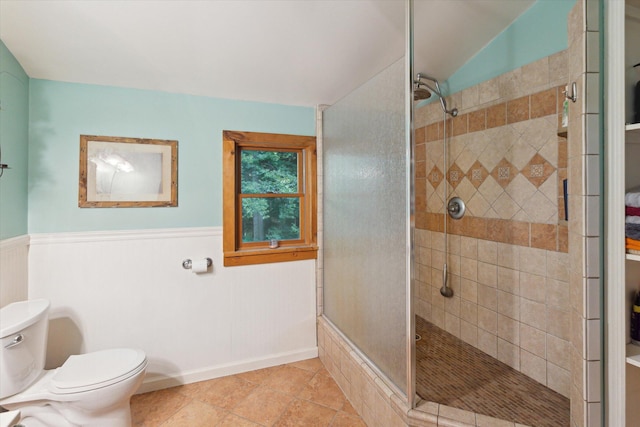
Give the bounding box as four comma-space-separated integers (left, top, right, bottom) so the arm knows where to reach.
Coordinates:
49, 348, 146, 394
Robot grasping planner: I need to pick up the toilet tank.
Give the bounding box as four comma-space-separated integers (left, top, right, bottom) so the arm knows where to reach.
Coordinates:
0, 299, 50, 399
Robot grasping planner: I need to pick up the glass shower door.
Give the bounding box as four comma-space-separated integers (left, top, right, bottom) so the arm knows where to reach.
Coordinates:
322, 57, 409, 394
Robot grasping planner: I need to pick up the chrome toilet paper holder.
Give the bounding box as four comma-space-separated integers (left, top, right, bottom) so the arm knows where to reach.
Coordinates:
182, 258, 213, 270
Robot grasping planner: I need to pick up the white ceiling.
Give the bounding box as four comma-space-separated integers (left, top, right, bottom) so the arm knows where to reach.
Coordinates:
0, 0, 535, 107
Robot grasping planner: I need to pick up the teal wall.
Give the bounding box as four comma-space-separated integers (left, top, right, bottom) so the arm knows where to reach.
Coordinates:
28, 80, 314, 233
445, 0, 576, 95
0, 41, 29, 240
5, 0, 576, 236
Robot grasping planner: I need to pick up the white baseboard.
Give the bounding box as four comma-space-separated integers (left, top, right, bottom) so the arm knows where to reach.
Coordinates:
137, 346, 319, 394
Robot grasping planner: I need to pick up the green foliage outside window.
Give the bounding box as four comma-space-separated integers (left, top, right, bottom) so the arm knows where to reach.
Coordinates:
240, 150, 301, 242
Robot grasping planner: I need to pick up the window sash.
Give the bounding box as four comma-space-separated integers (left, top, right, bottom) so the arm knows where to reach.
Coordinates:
239, 148, 303, 195
237, 194, 304, 248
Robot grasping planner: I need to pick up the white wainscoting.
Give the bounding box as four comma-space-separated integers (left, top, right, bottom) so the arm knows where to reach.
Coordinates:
0, 234, 29, 308
28, 227, 318, 393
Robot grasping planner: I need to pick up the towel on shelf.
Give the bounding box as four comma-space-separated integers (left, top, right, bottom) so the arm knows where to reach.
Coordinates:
626, 186, 640, 208
626, 238, 640, 252
627, 206, 640, 216
626, 223, 640, 240
625, 187, 640, 254
627, 216, 640, 224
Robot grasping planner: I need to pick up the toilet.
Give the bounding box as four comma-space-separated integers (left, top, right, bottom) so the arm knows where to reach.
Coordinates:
0, 299, 147, 427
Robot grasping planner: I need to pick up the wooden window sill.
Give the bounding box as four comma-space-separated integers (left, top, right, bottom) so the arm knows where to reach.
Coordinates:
223, 246, 318, 267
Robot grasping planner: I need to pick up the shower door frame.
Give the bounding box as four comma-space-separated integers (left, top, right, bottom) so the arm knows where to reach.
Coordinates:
406, 0, 417, 410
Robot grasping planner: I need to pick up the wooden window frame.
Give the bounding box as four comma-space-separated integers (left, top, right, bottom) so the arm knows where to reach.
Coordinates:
222, 130, 317, 266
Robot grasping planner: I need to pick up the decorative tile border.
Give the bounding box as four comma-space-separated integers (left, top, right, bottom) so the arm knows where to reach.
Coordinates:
415, 85, 568, 253
416, 212, 568, 253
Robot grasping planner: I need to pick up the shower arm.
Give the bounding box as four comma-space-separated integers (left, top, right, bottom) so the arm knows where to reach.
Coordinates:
419, 82, 448, 114
414, 74, 457, 117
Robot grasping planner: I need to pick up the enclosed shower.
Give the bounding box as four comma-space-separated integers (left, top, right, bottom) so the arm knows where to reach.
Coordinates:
412, 67, 570, 424
321, 1, 579, 426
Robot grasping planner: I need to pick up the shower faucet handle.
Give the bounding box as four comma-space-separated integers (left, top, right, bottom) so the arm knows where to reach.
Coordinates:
447, 197, 466, 219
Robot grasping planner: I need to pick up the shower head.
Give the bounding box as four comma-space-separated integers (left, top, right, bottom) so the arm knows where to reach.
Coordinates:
414, 73, 458, 117
414, 86, 432, 101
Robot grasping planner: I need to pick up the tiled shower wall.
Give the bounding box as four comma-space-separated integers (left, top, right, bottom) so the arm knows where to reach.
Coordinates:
414, 50, 573, 398
567, 1, 602, 426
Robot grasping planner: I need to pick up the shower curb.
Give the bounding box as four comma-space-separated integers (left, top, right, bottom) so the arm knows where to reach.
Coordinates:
317, 316, 532, 427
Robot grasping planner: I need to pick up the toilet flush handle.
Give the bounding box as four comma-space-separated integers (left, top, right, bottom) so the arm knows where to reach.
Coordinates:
4, 333, 24, 349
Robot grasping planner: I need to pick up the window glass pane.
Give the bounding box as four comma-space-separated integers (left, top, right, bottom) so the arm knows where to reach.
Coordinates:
241, 197, 300, 242
240, 150, 299, 194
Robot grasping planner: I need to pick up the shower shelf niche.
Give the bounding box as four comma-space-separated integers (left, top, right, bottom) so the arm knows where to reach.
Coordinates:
627, 344, 640, 368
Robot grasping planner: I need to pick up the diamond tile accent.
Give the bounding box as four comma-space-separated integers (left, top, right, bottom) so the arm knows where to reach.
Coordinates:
447, 163, 465, 190
466, 161, 489, 189
428, 165, 443, 189
522, 153, 555, 188
490, 158, 518, 189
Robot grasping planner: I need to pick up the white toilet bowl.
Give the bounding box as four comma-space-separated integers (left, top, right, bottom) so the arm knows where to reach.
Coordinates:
0, 300, 147, 427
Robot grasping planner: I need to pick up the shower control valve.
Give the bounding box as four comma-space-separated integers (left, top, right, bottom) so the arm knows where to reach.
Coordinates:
447, 197, 466, 220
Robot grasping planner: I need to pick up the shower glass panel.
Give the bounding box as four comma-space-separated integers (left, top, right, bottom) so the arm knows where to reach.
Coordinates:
323, 57, 408, 392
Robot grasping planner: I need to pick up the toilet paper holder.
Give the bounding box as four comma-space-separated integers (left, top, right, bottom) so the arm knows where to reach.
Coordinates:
182, 258, 213, 270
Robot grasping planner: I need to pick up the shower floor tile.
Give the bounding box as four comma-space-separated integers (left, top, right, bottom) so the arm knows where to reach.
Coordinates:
416, 316, 570, 427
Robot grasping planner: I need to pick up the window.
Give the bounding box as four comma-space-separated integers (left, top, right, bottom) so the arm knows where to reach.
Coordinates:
222, 130, 317, 266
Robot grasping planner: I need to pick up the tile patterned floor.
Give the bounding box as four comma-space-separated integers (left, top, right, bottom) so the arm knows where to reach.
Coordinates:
415, 316, 570, 427
130, 358, 366, 427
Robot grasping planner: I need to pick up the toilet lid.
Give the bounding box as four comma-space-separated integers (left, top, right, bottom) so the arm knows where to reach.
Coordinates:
51, 348, 146, 393
0, 298, 49, 338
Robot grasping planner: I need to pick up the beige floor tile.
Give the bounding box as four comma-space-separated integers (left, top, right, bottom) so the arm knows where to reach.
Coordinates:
130, 360, 366, 427
218, 413, 263, 426
237, 364, 283, 385
288, 357, 325, 373
160, 400, 228, 426
299, 368, 346, 410
330, 411, 368, 427
274, 398, 337, 427
232, 385, 294, 426
261, 365, 316, 395
196, 375, 259, 409
130, 388, 190, 427
340, 400, 360, 417
173, 379, 212, 399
